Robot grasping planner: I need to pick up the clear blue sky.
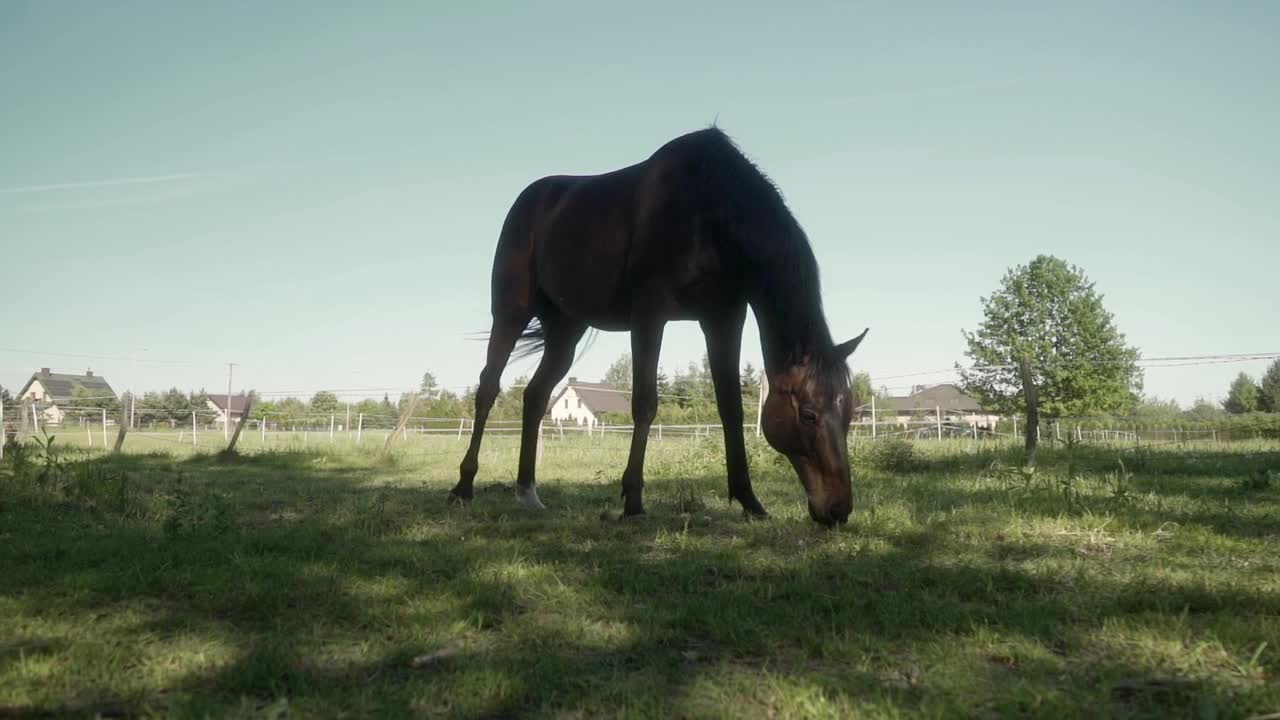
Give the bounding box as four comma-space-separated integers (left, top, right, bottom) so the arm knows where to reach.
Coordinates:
2, 1, 1276, 407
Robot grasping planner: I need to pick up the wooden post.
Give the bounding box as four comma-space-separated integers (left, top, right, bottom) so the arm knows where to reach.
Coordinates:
357, 413, 364, 443
1018, 357, 1039, 469
192, 410, 198, 446
870, 394, 877, 439
756, 373, 768, 437
30, 399, 40, 436
87, 420, 93, 448
329, 414, 335, 443
130, 394, 136, 429
536, 421, 544, 466
101, 408, 108, 447
385, 393, 421, 451
112, 394, 129, 454
1012, 416, 1017, 440
225, 393, 254, 453
457, 417, 465, 440
345, 403, 351, 439
935, 406, 942, 440
261, 416, 267, 444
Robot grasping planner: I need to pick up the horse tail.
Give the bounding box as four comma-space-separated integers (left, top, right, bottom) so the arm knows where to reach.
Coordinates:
510, 319, 547, 361
508, 319, 601, 365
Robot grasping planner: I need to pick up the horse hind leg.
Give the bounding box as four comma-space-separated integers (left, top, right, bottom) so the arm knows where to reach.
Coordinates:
451, 314, 528, 503
513, 314, 587, 510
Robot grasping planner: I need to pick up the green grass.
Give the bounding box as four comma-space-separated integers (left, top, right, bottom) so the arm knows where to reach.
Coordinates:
1, 432, 1277, 719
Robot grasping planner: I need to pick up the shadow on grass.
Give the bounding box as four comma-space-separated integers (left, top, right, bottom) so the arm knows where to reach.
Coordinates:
0, 449, 1276, 718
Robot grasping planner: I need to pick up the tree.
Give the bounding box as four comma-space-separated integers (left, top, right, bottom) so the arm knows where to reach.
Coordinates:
0, 385, 10, 403
851, 371, 875, 408
1259, 359, 1280, 413
310, 391, 339, 414
655, 369, 671, 398
1134, 396, 1181, 420
1222, 372, 1261, 414
1185, 397, 1222, 421
959, 255, 1142, 418
740, 362, 759, 395
603, 353, 633, 390
420, 372, 439, 397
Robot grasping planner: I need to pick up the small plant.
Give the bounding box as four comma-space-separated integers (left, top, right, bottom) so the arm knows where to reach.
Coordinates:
867, 438, 920, 473
1104, 458, 1135, 503
1240, 468, 1275, 491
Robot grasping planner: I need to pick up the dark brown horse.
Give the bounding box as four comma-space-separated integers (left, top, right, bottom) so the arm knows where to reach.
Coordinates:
449, 127, 867, 526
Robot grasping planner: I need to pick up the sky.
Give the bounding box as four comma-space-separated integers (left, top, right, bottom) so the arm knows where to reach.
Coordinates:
2, 1, 1277, 408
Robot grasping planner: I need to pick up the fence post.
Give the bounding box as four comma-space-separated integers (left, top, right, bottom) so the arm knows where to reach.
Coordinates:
130, 394, 136, 429
756, 374, 768, 437
225, 393, 255, 453
457, 417, 464, 440
87, 420, 93, 448
0, 395, 4, 460
112, 394, 129, 454
385, 393, 421, 451
1018, 357, 1039, 469
358, 413, 364, 443
871, 395, 877, 439
536, 421, 544, 466
330, 414, 335, 443
192, 411, 198, 446
261, 416, 267, 444
935, 406, 942, 440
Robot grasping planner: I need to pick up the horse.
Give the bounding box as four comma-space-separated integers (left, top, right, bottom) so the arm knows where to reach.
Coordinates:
449, 126, 868, 526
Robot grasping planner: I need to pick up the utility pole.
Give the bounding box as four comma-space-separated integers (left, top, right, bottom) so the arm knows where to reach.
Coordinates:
225, 362, 237, 441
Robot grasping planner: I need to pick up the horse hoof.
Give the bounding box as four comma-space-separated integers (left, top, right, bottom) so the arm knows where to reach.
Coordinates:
515, 486, 546, 510
743, 508, 770, 521
447, 491, 472, 506
619, 509, 648, 522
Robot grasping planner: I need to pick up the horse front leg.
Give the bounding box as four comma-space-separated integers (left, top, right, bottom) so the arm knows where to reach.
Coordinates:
702, 305, 768, 519
620, 321, 664, 518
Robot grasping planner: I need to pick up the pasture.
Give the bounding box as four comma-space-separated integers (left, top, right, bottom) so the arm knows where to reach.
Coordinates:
2, 432, 1277, 719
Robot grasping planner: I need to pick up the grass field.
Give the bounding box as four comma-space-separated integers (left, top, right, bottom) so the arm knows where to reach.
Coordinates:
1, 430, 1277, 719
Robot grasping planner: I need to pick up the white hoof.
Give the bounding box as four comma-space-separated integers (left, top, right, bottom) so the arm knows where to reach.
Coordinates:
515, 486, 546, 510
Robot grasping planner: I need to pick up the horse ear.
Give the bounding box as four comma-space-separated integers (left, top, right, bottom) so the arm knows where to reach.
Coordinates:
836, 328, 869, 359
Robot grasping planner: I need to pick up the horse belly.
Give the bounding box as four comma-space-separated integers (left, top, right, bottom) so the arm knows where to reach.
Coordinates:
535, 232, 633, 329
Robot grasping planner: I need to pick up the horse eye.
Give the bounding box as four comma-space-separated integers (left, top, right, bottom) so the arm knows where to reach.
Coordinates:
800, 407, 819, 426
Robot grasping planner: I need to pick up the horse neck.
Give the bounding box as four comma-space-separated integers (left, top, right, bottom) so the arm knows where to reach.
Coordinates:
750, 285, 834, 378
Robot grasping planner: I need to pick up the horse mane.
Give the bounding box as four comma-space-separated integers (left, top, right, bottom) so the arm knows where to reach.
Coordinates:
668, 127, 849, 388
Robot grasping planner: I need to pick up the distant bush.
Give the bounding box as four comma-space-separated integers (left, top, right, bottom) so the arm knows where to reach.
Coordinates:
859, 438, 922, 473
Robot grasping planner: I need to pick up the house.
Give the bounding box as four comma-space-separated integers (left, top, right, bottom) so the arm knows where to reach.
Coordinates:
857, 383, 1000, 427
16, 368, 118, 425
206, 393, 251, 429
547, 378, 631, 427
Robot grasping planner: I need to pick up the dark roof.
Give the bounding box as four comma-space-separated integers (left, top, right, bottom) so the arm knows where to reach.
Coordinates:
549, 378, 632, 417
207, 394, 252, 413
17, 369, 116, 403
858, 383, 984, 413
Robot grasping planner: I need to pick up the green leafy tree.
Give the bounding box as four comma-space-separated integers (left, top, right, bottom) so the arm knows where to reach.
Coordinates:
1222, 372, 1261, 414
420, 372, 439, 396
1185, 397, 1222, 421
603, 353, 633, 390
1259, 359, 1280, 413
740, 362, 759, 394
655, 369, 671, 398
1134, 396, 1181, 420
959, 255, 1142, 418
310, 391, 339, 414
0, 385, 11, 403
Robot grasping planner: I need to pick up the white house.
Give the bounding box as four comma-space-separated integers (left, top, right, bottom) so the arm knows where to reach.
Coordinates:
547, 378, 631, 427
206, 393, 251, 429
855, 383, 1001, 428
16, 368, 117, 425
